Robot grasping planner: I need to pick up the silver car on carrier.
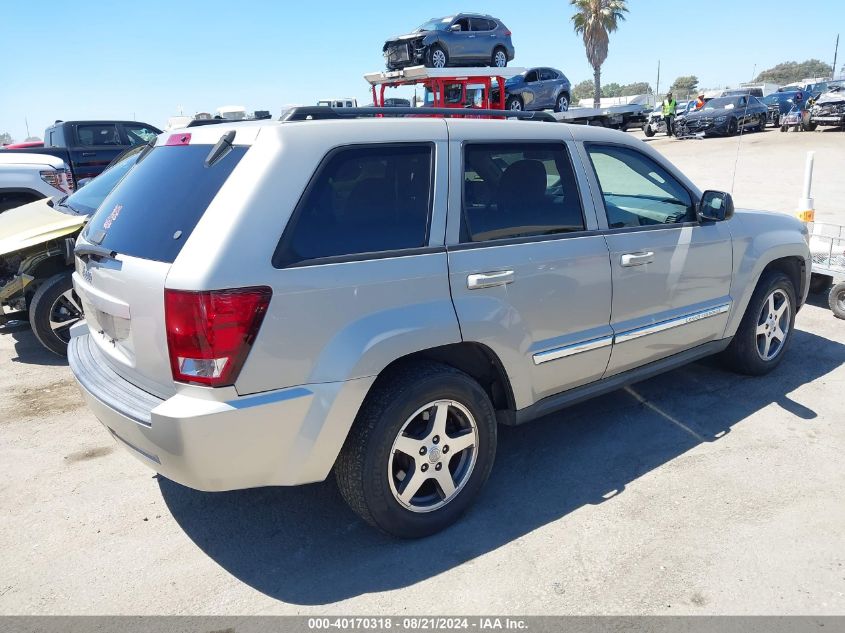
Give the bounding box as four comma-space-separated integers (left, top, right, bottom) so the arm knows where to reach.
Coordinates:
68, 108, 811, 538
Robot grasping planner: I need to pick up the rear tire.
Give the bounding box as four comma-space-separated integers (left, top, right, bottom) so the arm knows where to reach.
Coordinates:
554, 93, 570, 112
29, 271, 82, 356
492, 47, 507, 68
335, 362, 497, 538
721, 271, 796, 376
829, 282, 845, 320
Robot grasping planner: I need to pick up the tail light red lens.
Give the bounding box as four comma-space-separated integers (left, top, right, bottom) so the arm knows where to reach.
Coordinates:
40, 168, 73, 193
502, 29, 512, 36
164, 287, 272, 387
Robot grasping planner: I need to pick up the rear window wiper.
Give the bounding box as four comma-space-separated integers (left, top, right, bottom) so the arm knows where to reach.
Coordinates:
75, 242, 116, 260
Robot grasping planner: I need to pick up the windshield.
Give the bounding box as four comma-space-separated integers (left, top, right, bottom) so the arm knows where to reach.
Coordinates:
60, 145, 144, 215
416, 17, 451, 31
704, 97, 744, 110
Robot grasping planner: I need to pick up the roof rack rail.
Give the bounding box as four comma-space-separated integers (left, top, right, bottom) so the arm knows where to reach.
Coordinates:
281, 106, 557, 123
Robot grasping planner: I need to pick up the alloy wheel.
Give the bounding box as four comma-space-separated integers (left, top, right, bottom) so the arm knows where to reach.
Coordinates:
388, 399, 479, 513
494, 50, 507, 68
755, 289, 791, 361
432, 49, 447, 68
49, 289, 84, 343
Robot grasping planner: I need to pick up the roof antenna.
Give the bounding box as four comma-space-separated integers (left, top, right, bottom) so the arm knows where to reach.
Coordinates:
730, 95, 754, 195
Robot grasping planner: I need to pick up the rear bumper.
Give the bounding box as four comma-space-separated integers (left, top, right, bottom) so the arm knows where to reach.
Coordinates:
68, 333, 375, 491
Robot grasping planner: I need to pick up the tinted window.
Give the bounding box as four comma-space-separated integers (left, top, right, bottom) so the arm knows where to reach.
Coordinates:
471, 18, 494, 31
462, 143, 585, 243
84, 145, 247, 263
587, 145, 695, 227
453, 18, 470, 31
123, 124, 159, 146
76, 124, 120, 146
539, 69, 558, 81
273, 144, 432, 267
525, 70, 539, 83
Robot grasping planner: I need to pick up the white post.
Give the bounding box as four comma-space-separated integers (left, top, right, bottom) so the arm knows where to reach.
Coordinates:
797, 151, 815, 222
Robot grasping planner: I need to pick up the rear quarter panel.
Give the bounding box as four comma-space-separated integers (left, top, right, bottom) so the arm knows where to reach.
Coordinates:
166, 119, 460, 395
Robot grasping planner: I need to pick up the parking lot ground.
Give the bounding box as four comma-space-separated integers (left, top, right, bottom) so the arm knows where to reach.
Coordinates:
1, 129, 844, 616
633, 125, 845, 224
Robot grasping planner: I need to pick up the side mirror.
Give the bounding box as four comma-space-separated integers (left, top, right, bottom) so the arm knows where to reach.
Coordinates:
699, 190, 734, 222
76, 177, 93, 189
450, 23, 462, 31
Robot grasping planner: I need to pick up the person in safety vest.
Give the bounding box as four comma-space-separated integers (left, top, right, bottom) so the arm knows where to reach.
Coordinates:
662, 92, 677, 136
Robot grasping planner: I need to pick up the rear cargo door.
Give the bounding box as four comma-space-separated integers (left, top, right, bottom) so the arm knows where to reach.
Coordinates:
72, 142, 248, 398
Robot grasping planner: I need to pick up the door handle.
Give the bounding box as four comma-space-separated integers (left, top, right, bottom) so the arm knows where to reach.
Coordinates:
81, 152, 95, 157
467, 270, 514, 289
620, 251, 654, 267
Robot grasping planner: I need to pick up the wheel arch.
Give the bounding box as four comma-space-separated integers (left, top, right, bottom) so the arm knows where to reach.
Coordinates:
369, 342, 516, 419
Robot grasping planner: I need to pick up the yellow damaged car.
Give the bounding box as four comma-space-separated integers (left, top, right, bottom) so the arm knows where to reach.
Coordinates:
0, 145, 142, 355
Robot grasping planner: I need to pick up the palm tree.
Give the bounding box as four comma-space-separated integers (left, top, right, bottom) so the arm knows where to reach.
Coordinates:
570, 0, 629, 108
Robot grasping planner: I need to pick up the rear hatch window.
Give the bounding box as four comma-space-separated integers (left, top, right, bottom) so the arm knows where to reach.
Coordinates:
83, 144, 247, 263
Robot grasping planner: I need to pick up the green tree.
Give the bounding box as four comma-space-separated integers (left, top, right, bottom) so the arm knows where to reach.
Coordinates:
570, 0, 629, 108
602, 82, 623, 97
0, 132, 12, 145
620, 81, 651, 96
572, 79, 595, 103
754, 59, 833, 84
669, 75, 699, 99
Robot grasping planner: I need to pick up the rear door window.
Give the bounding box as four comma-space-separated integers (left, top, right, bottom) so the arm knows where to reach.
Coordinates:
273, 144, 433, 267
84, 144, 247, 263
461, 143, 585, 243
76, 124, 121, 146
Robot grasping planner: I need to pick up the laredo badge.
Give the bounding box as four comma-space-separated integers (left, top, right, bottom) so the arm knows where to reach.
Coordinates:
103, 204, 123, 229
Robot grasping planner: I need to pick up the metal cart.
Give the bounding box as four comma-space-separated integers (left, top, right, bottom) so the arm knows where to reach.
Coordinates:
808, 222, 845, 319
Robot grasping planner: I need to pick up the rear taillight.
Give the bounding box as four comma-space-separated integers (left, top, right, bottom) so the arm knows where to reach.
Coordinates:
165, 287, 272, 387
40, 168, 73, 193
502, 29, 512, 36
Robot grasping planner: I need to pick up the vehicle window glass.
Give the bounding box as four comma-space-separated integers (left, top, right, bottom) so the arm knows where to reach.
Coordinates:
539, 69, 557, 81
462, 143, 585, 243
525, 70, 538, 83
84, 145, 247, 263
453, 18, 470, 31
274, 145, 432, 267
76, 124, 121, 146
587, 145, 695, 228
471, 18, 493, 31
124, 124, 158, 146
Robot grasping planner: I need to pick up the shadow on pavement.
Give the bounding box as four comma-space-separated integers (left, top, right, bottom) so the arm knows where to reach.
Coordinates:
2, 323, 68, 367
160, 327, 844, 605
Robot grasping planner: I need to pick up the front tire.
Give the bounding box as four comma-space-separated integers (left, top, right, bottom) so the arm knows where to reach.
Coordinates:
644, 124, 655, 137
426, 45, 448, 69
722, 271, 796, 376
506, 96, 523, 111
726, 118, 738, 136
829, 282, 845, 320
757, 115, 767, 132
29, 271, 82, 356
335, 362, 497, 538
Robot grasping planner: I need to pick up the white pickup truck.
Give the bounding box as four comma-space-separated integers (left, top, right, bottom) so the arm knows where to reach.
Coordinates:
0, 152, 73, 214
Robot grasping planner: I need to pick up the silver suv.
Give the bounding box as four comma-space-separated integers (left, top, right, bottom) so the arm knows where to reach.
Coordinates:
68, 113, 811, 538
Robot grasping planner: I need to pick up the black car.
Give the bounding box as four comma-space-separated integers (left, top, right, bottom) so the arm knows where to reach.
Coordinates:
383, 14, 515, 70
680, 95, 768, 136
763, 91, 810, 126
500, 67, 572, 112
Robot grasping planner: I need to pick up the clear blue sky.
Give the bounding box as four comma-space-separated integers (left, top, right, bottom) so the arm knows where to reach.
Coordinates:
1, 0, 842, 140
